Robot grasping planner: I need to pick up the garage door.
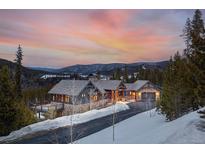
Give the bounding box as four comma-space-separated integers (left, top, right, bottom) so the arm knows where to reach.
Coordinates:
141, 92, 156, 101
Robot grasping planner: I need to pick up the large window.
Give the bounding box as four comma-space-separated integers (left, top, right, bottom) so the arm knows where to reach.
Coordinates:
91, 95, 98, 101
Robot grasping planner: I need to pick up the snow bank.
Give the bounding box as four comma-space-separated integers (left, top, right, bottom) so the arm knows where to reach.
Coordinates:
78, 108, 205, 144
0, 103, 129, 142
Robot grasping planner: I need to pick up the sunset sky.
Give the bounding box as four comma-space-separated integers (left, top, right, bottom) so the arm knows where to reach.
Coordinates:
0, 9, 203, 68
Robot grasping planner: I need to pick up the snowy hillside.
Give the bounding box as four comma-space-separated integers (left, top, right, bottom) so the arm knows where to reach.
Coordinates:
0, 103, 129, 142
78, 108, 205, 144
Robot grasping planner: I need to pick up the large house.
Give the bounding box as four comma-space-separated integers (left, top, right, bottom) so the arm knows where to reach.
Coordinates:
48, 80, 126, 105
48, 79, 160, 105
125, 80, 160, 102
45, 79, 160, 116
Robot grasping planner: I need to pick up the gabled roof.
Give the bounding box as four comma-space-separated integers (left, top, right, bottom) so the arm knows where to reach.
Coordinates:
92, 80, 123, 93
125, 80, 149, 91
48, 80, 90, 96
125, 83, 134, 90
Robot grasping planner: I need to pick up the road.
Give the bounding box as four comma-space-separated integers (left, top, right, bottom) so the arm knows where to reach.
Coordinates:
10, 101, 155, 144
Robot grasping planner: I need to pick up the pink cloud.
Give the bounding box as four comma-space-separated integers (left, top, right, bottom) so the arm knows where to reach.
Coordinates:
0, 10, 187, 67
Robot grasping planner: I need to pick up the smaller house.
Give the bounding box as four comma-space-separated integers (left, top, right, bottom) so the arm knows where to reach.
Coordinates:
125, 80, 160, 102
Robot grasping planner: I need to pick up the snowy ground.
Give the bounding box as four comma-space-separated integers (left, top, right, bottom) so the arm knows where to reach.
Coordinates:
77, 108, 205, 144
0, 103, 129, 142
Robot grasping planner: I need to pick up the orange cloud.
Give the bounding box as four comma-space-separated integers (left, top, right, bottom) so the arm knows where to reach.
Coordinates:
0, 10, 187, 67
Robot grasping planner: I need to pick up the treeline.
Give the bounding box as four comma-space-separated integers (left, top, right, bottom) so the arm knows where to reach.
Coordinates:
112, 65, 163, 86
23, 86, 51, 106
157, 10, 205, 121
137, 68, 163, 86
0, 45, 36, 136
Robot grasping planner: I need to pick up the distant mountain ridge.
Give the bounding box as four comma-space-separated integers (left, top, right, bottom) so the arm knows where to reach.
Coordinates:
0, 58, 48, 87
30, 61, 169, 75
0, 58, 46, 75
0, 58, 169, 75
29, 67, 59, 73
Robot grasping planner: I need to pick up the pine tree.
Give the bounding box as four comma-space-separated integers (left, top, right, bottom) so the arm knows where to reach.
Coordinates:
15, 100, 36, 129
113, 68, 121, 80
159, 10, 205, 121
0, 46, 36, 136
123, 65, 129, 82
181, 18, 192, 57
0, 66, 18, 135
96, 70, 100, 80
189, 9, 205, 108
0, 66, 36, 136
130, 73, 135, 83
172, 52, 192, 115
14, 44, 23, 99
158, 52, 192, 120
157, 57, 175, 120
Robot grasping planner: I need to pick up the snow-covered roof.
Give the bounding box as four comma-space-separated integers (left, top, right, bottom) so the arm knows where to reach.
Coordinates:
125, 80, 149, 91
48, 80, 124, 96
48, 80, 90, 96
92, 80, 123, 93
124, 83, 134, 90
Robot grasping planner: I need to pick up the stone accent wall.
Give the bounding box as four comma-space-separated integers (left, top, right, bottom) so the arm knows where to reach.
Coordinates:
62, 99, 110, 115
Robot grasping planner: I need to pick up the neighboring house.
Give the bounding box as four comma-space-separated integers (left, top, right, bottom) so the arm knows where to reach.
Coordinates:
99, 75, 110, 80
48, 80, 103, 105
41, 74, 70, 79
125, 80, 160, 102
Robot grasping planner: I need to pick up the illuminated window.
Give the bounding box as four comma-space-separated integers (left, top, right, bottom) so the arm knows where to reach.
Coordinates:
156, 92, 160, 100
65, 96, 69, 102
94, 95, 98, 101
138, 92, 141, 99
131, 92, 136, 96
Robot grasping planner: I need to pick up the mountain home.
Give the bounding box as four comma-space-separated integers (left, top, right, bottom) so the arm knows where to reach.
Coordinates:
46, 79, 160, 116
48, 79, 160, 105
